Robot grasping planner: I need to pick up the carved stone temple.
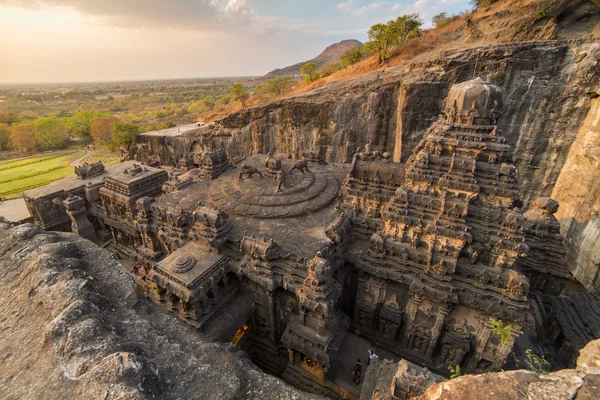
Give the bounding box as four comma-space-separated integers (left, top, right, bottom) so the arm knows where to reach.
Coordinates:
22, 78, 581, 398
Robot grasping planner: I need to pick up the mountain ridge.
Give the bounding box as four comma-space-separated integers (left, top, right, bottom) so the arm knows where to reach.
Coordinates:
265, 39, 362, 78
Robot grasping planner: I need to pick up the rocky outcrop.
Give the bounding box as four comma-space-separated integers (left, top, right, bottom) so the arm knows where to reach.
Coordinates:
360, 339, 600, 400
415, 338, 600, 400
0, 221, 321, 400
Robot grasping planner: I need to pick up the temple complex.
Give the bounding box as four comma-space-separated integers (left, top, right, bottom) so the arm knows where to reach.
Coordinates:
22, 78, 592, 399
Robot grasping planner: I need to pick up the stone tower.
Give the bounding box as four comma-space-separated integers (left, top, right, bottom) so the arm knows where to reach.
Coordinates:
342, 78, 532, 374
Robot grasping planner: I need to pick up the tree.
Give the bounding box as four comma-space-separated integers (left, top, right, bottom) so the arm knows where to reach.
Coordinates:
91, 116, 118, 149
257, 76, 297, 96
340, 45, 368, 67
34, 116, 69, 150
0, 123, 12, 151
365, 14, 423, 64
300, 62, 319, 83
10, 120, 38, 154
432, 12, 449, 27
320, 63, 343, 77
230, 84, 249, 107
365, 23, 390, 64
390, 14, 423, 43
112, 122, 141, 150
0, 111, 19, 126
66, 110, 106, 145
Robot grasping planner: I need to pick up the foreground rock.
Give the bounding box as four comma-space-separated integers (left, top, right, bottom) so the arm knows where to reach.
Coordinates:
360, 339, 600, 400
0, 221, 321, 399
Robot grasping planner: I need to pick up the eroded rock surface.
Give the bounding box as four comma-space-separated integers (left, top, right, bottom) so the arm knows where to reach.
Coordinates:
0, 221, 321, 400
360, 339, 600, 400
415, 339, 600, 400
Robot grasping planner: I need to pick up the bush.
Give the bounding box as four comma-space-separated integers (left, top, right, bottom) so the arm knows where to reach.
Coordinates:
534, 4, 553, 21
257, 76, 297, 96
340, 45, 369, 67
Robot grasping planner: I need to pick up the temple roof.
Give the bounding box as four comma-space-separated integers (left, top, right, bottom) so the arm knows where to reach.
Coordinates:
445, 77, 503, 121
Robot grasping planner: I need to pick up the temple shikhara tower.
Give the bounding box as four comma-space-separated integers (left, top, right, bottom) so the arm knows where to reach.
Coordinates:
23, 78, 578, 398
340, 78, 532, 373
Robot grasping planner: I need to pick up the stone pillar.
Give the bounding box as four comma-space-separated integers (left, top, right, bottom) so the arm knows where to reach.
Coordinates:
427, 305, 450, 358
63, 195, 97, 243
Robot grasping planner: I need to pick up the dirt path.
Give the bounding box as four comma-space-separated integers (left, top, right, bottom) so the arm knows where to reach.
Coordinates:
69, 150, 91, 167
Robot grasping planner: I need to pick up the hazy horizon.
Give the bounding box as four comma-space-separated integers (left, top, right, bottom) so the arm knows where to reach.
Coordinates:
0, 0, 472, 84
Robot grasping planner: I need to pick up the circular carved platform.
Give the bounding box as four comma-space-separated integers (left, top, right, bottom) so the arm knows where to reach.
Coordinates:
171, 255, 197, 273
209, 160, 341, 218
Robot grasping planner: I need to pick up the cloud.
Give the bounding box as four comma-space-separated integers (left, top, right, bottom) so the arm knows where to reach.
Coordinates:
0, 0, 253, 31
337, 1, 387, 15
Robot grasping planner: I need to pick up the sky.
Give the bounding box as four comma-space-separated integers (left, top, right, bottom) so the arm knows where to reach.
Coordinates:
0, 0, 472, 83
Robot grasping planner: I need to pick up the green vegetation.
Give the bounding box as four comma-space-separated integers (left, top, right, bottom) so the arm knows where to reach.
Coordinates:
80, 151, 120, 166
301, 62, 319, 83
340, 45, 369, 67
365, 14, 423, 64
534, 3, 553, 21
432, 12, 460, 29
0, 151, 84, 199
449, 365, 465, 379
230, 84, 250, 107
257, 76, 297, 96
0, 77, 256, 155
525, 349, 551, 374
490, 317, 512, 345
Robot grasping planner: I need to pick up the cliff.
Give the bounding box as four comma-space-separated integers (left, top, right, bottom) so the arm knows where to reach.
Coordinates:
132, 0, 600, 291
0, 221, 321, 400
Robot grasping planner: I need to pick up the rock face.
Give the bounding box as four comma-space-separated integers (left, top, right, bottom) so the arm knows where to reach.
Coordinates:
132, 0, 599, 293
360, 359, 443, 399
519, 197, 571, 295
360, 338, 600, 400
265, 39, 363, 78
551, 89, 600, 292
0, 221, 321, 400
415, 338, 600, 400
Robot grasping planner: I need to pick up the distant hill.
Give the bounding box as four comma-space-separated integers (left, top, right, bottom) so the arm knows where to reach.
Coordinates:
265, 39, 362, 78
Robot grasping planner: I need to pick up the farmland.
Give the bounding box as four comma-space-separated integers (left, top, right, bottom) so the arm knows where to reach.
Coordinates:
0, 150, 85, 199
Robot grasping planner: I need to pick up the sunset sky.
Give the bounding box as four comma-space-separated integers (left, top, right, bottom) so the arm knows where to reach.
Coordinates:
0, 0, 472, 83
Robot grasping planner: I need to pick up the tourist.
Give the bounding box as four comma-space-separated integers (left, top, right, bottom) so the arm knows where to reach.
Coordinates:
133, 264, 139, 275
368, 349, 379, 366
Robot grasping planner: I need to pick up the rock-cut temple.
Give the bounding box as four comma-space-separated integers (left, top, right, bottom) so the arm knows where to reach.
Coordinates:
23, 78, 578, 398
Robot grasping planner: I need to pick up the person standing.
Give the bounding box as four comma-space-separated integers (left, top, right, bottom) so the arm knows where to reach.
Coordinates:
368, 349, 379, 366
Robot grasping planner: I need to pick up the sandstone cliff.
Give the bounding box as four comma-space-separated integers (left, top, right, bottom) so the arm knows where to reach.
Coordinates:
0, 221, 321, 400
133, 0, 600, 292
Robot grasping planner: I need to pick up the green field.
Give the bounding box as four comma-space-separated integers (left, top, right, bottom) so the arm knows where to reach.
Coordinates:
0, 151, 85, 200
80, 151, 121, 166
